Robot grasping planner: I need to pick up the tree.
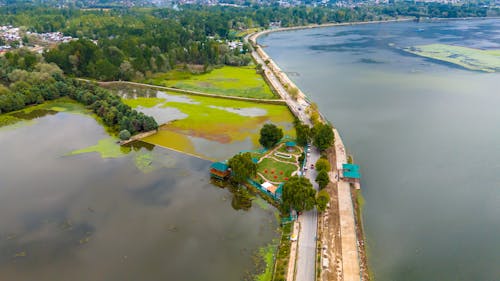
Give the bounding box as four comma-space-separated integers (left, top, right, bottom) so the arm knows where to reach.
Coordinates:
288, 86, 299, 100
294, 120, 310, 146
259, 123, 283, 149
119, 129, 131, 140
282, 176, 316, 213
228, 152, 257, 184
315, 170, 330, 189
315, 157, 331, 173
312, 123, 334, 152
316, 189, 330, 212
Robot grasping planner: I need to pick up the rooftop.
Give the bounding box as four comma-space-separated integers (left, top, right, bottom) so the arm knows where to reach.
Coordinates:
342, 163, 361, 179
210, 161, 229, 172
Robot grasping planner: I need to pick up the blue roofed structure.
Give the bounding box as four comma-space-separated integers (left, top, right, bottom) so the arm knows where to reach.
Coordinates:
342, 163, 361, 179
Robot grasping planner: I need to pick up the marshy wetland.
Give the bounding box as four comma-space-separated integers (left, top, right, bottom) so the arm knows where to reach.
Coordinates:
109, 84, 295, 160
0, 96, 281, 280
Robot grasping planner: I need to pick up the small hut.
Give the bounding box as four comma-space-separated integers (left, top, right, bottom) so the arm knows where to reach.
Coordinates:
210, 162, 230, 180
285, 141, 296, 152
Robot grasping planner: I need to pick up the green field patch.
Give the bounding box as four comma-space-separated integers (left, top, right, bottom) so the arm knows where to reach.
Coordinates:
123, 97, 166, 108
69, 137, 131, 158
258, 158, 298, 183
146, 66, 276, 99
403, 44, 500, 73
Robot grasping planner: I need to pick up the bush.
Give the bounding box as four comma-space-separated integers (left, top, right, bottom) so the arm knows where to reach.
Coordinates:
119, 129, 131, 140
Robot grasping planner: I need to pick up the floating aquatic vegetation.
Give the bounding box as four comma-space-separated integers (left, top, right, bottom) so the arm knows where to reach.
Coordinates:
69, 137, 130, 159
403, 44, 500, 72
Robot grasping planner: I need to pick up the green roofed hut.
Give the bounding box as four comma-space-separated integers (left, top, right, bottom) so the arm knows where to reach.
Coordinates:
342, 163, 361, 184
210, 162, 230, 180
285, 141, 296, 152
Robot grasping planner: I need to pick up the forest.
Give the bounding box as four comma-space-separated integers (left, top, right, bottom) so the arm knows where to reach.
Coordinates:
0, 49, 158, 134
0, 4, 495, 81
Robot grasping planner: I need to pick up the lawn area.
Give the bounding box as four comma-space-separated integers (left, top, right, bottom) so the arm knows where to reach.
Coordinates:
121, 89, 295, 160
145, 65, 276, 99
276, 142, 302, 156
403, 44, 500, 73
258, 157, 298, 183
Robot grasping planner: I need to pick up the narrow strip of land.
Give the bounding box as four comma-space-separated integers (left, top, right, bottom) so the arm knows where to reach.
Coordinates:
248, 27, 364, 281
78, 79, 286, 104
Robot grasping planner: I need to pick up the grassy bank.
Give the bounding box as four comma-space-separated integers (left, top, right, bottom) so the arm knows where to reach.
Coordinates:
145, 65, 276, 99
272, 222, 293, 281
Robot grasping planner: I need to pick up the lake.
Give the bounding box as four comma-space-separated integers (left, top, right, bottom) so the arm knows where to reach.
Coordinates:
0, 104, 278, 280
259, 18, 500, 280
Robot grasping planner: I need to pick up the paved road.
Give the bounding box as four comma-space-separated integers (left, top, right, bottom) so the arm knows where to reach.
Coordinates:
295, 146, 321, 281
246, 34, 320, 281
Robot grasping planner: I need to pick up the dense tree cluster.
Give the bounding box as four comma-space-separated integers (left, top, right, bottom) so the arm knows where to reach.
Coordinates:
228, 152, 257, 185
0, 49, 157, 134
0, 4, 494, 81
259, 123, 283, 149
312, 123, 334, 152
282, 175, 316, 213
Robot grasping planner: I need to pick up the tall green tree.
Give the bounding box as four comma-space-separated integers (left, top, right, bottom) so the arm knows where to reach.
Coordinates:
259, 123, 283, 149
282, 176, 316, 213
294, 120, 311, 146
312, 123, 334, 152
228, 152, 257, 184
316, 189, 330, 212
315, 170, 330, 190
315, 157, 331, 173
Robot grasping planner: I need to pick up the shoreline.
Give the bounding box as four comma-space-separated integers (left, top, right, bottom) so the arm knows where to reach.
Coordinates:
248, 20, 374, 281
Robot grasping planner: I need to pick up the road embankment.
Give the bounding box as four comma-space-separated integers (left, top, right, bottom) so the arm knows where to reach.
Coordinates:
248, 22, 373, 281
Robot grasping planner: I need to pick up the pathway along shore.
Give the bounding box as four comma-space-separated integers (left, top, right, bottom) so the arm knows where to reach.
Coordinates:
247, 21, 380, 281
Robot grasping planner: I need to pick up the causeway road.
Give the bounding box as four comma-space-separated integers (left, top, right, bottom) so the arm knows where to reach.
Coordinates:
247, 33, 318, 281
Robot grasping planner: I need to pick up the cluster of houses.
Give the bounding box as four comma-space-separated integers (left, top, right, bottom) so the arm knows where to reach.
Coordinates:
31, 31, 74, 44
0, 25, 75, 54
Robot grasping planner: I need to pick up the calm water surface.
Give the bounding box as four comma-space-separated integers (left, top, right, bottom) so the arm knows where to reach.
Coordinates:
0, 110, 278, 280
260, 19, 500, 280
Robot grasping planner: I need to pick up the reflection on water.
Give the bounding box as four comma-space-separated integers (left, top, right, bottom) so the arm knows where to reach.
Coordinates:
260, 18, 500, 280
0, 110, 278, 280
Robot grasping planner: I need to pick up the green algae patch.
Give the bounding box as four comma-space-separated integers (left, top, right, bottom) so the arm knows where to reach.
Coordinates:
404, 44, 500, 72
146, 66, 276, 99
0, 98, 87, 129
122, 89, 295, 159
255, 244, 277, 281
69, 138, 130, 158
123, 97, 165, 108
134, 152, 155, 173
0, 115, 23, 127
142, 130, 199, 157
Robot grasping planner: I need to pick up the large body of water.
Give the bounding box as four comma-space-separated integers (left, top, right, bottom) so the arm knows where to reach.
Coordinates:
260, 19, 500, 280
0, 107, 278, 280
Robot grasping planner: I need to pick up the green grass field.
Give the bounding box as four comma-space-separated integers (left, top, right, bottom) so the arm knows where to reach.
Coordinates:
145, 65, 276, 99
258, 157, 298, 183
403, 44, 500, 73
